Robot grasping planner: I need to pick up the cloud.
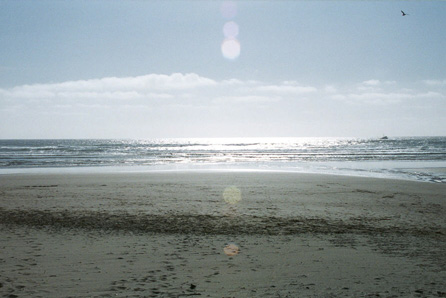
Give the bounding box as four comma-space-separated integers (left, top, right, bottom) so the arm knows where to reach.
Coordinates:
1, 74, 445, 138
320, 79, 444, 105
1, 74, 443, 110
256, 84, 317, 94
2, 75, 444, 110
221, 78, 245, 85
55, 73, 216, 91
324, 85, 337, 93
362, 79, 381, 86
423, 79, 446, 86
0, 73, 319, 109
331, 91, 444, 105
0, 73, 216, 101
213, 95, 281, 104
360, 80, 395, 87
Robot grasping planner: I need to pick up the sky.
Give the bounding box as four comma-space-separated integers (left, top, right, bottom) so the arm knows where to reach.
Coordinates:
0, 0, 445, 139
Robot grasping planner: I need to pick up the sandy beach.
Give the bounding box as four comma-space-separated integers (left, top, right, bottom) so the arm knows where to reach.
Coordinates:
1, 172, 445, 297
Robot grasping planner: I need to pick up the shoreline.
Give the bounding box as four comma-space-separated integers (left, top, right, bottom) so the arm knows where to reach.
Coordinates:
1, 161, 446, 184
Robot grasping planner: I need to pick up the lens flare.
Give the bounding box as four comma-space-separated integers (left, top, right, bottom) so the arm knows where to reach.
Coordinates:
223, 186, 242, 205
223, 243, 240, 256
221, 1, 237, 19
223, 21, 239, 38
221, 38, 240, 60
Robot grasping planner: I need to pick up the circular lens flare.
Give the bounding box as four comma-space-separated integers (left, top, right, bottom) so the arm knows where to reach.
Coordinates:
223, 21, 239, 38
221, 39, 240, 60
221, 1, 237, 19
223, 243, 240, 256
223, 186, 242, 204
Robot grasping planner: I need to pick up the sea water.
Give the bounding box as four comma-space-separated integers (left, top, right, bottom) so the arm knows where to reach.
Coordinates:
0, 137, 445, 183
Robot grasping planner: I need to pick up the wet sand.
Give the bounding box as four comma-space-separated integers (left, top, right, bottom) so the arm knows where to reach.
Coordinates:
1, 172, 445, 297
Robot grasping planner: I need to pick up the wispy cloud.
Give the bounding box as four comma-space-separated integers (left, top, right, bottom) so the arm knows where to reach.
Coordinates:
255, 84, 317, 94
0, 73, 215, 100
362, 79, 381, 86
328, 79, 445, 105
331, 91, 444, 105
213, 95, 281, 104
2, 74, 445, 108
1, 74, 445, 138
423, 79, 446, 86
0, 73, 317, 109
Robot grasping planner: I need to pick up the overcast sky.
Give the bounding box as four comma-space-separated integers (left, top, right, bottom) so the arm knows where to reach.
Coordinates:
1, 0, 445, 139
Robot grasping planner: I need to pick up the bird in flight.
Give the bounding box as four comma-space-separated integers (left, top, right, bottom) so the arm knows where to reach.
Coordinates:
401, 10, 408, 16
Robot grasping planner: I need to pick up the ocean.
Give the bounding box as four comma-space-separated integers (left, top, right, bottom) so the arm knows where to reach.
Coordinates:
1, 137, 445, 183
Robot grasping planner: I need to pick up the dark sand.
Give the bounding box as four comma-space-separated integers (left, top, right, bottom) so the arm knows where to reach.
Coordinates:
1, 172, 445, 297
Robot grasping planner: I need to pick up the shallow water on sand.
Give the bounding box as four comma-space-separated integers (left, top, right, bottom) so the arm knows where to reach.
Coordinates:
1, 137, 446, 182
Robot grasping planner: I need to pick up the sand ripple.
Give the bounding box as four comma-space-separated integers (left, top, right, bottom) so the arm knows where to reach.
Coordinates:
1, 207, 444, 237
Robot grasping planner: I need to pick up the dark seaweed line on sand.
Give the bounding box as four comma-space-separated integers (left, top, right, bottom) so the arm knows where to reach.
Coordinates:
0, 208, 444, 237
